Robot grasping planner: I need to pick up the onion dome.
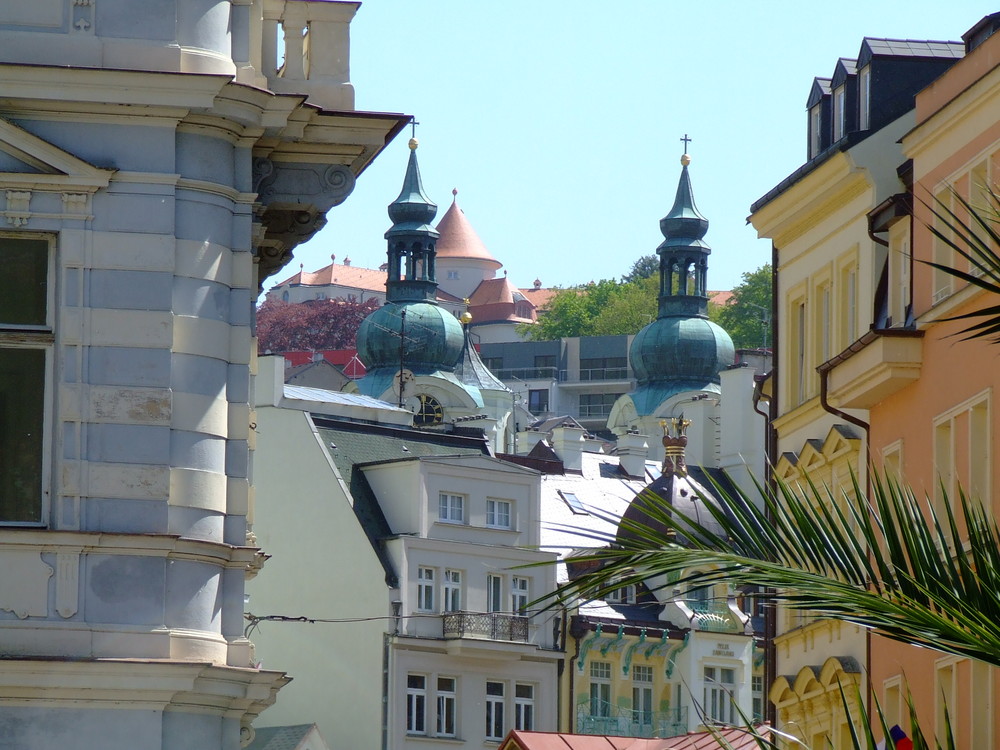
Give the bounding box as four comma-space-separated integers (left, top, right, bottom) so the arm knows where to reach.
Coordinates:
357, 301, 464, 373
386, 138, 438, 238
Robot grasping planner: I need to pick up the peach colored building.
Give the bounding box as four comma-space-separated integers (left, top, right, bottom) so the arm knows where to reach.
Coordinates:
824, 14, 1000, 748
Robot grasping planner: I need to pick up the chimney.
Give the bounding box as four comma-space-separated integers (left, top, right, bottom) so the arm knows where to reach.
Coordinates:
551, 425, 586, 473
616, 431, 649, 478
343, 256, 351, 266
517, 430, 546, 454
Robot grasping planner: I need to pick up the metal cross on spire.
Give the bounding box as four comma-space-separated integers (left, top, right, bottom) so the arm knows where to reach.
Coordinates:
680, 133, 692, 154
410, 118, 420, 139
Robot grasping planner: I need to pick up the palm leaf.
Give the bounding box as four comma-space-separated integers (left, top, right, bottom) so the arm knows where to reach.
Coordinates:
548, 469, 1000, 668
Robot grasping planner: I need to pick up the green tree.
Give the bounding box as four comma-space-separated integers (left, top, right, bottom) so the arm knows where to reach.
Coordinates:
712, 263, 772, 349
591, 275, 658, 335
521, 279, 626, 340
621, 254, 659, 283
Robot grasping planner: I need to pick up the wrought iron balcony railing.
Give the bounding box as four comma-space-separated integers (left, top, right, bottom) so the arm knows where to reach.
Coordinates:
687, 600, 743, 633
442, 611, 529, 643
576, 703, 688, 739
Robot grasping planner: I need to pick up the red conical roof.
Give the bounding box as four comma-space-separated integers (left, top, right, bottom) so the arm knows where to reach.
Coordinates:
434, 195, 502, 269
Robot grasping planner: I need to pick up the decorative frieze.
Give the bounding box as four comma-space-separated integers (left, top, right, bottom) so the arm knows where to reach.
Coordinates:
5, 190, 30, 226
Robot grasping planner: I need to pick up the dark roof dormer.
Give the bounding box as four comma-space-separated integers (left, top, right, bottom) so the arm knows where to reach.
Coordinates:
829, 58, 858, 143
962, 13, 1000, 53
855, 38, 963, 132
806, 77, 832, 159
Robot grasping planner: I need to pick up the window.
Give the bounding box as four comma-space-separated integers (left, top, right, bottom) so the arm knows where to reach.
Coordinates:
486, 498, 512, 529
932, 188, 953, 304
789, 297, 806, 405
559, 490, 588, 515
528, 389, 549, 414
842, 264, 857, 345
833, 85, 846, 140
808, 104, 822, 158
407, 675, 427, 734
703, 666, 736, 725
817, 282, 831, 364
534, 354, 556, 369
883, 677, 903, 730
687, 584, 710, 611
858, 65, 871, 129
590, 661, 612, 718
1, 236, 52, 524
437, 677, 457, 737
417, 567, 435, 612
443, 569, 462, 612
438, 492, 464, 523
486, 681, 505, 740
933, 392, 991, 517
447, 270, 459, 280
888, 229, 910, 326
511, 576, 529, 615
515, 684, 534, 731
607, 581, 637, 605
934, 658, 956, 742
752, 675, 764, 721
633, 665, 654, 726
487, 574, 503, 613
483, 356, 503, 372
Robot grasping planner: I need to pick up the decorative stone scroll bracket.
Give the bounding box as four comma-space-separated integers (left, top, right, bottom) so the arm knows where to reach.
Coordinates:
251, 158, 357, 287
5, 190, 31, 226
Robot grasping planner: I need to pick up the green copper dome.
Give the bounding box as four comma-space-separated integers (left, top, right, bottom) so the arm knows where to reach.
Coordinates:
357, 302, 464, 373
630, 316, 734, 384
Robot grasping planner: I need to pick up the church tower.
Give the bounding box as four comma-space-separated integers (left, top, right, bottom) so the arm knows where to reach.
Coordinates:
349, 139, 512, 448
608, 146, 736, 461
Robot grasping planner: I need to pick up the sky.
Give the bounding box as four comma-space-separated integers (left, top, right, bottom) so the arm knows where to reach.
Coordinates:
281, 1, 998, 296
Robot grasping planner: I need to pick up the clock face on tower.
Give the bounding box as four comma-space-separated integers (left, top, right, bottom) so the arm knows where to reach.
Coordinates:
414, 393, 444, 426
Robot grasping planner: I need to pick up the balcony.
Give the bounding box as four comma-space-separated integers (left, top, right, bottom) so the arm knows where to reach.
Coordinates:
495, 367, 559, 381
559, 368, 634, 386
442, 611, 528, 643
577, 704, 688, 739
822, 329, 923, 409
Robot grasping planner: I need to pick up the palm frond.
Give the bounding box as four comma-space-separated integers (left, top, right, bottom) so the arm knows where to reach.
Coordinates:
548, 469, 1000, 668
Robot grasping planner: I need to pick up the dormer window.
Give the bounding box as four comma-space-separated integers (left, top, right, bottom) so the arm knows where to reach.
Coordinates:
858, 65, 871, 130
832, 85, 847, 140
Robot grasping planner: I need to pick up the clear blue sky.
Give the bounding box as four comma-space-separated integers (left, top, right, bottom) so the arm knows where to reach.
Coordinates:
283, 1, 997, 295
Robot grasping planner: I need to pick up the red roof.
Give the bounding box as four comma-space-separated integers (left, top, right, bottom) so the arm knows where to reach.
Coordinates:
276, 260, 387, 292
500, 727, 775, 750
467, 277, 536, 324
708, 290, 733, 306
435, 197, 502, 268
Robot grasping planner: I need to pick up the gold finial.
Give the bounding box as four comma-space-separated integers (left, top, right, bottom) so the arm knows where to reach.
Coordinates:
408, 137, 419, 150
680, 153, 691, 167
680, 133, 692, 166
460, 311, 473, 325
659, 417, 691, 476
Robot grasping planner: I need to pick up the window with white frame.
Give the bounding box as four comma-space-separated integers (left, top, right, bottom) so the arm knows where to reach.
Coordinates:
632, 665, 654, 726
417, 567, 435, 612
934, 658, 957, 742
606, 580, 637, 605
832, 85, 846, 140
752, 675, 764, 721
1, 236, 52, 525
486, 498, 512, 529
443, 569, 462, 612
808, 104, 822, 159
590, 661, 612, 718
703, 666, 736, 725
515, 683, 534, 731
858, 65, 871, 129
438, 492, 464, 523
437, 677, 457, 737
933, 392, 991, 518
407, 674, 427, 734
511, 576, 529, 615
486, 681, 505, 740
487, 574, 503, 613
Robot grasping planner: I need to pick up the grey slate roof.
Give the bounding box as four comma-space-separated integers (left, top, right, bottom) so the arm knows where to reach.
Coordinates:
454, 332, 509, 392
283, 385, 408, 412
862, 37, 964, 59
246, 724, 322, 750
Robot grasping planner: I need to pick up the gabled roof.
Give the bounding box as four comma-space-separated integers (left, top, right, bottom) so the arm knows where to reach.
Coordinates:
435, 197, 502, 268
830, 57, 858, 88
806, 77, 832, 108
276, 260, 387, 291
